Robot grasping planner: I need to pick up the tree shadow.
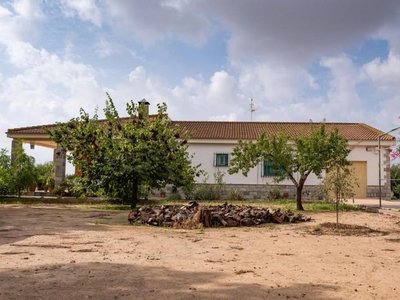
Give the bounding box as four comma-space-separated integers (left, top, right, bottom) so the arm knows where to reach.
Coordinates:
0, 261, 340, 300
0, 206, 124, 246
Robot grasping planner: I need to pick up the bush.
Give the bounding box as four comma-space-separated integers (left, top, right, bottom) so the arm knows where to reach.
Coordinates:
265, 183, 281, 200
227, 189, 245, 201
193, 185, 222, 200
189, 171, 226, 201
391, 165, 400, 199
168, 192, 182, 200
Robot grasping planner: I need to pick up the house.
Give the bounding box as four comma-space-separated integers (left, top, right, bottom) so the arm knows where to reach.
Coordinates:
175, 121, 394, 199
5, 105, 395, 200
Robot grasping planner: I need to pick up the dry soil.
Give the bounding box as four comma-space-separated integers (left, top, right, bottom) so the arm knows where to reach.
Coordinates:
0, 204, 400, 300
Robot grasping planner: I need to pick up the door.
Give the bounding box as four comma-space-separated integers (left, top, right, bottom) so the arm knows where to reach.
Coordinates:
350, 161, 367, 198
326, 161, 367, 199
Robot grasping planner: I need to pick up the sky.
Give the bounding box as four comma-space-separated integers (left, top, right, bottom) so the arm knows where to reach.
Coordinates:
0, 0, 400, 167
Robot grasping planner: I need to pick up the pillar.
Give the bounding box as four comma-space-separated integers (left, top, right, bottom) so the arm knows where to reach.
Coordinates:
383, 148, 392, 200
10, 139, 19, 163
53, 147, 66, 187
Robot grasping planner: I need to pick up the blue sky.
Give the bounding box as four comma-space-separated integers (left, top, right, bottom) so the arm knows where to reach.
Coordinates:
0, 0, 400, 166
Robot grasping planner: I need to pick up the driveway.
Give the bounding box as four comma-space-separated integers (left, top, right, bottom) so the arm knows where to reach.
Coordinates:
349, 198, 400, 210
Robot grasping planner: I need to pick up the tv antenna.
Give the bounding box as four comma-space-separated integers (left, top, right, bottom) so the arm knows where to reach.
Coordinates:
249, 98, 258, 121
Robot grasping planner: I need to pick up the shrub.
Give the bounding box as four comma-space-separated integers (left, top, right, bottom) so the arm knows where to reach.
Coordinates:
265, 183, 281, 200
227, 189, 245, 201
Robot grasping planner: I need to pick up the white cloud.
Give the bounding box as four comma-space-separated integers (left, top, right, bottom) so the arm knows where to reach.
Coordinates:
103, 0, 211, 45
320, 53, 364, 116
237, 63, 317, 104
95, 37, 115, 57
129, 66, 146, 81
12, 0, 44, 21
363, 51, 400, 91
200, 0, 400, 65
209, 113, 238, 121
0, 2, 41, 44
61, 0, 101, 26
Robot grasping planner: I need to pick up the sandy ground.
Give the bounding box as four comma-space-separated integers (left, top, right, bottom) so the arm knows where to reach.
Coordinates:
0, 205, 400, 300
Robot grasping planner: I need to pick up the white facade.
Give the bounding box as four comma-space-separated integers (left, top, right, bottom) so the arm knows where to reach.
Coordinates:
188, 139, 393, 188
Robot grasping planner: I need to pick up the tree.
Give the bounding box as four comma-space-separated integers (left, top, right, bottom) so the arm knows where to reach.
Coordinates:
0, 148, 13, 195
10, 141, 38, 197
48, 93, 200, 208
323, 165, 358, 226
36, 162, 54, 190
228, 123, 350, 210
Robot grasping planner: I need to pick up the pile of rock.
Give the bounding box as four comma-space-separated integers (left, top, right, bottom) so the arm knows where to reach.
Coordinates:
128, 201, 311, 227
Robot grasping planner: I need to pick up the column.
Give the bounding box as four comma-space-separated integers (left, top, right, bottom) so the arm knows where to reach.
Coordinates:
53, 147, 66, 187
10, 139, 19, 163
383, 148, 391, 200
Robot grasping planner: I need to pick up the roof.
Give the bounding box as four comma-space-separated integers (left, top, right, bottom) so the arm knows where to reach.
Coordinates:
172, 121, 395, 141
6, 120, 395, 141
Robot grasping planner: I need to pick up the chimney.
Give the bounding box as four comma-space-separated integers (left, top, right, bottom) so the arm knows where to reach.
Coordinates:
138, 98, 150, 118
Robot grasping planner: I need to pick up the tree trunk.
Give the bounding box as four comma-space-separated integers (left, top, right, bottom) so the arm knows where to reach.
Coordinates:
295, 177, 307, 211
295, 186, 304, 210
131, 179, 139, 209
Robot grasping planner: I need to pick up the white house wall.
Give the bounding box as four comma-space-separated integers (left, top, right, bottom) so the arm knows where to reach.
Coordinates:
189, 143, 323, 186
188, 139, 394, 187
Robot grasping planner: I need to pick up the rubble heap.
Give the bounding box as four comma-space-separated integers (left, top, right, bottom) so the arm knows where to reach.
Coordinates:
128, 201, 311, 227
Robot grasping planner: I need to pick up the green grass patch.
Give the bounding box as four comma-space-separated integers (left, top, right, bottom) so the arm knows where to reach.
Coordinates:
0, 197, 360, 212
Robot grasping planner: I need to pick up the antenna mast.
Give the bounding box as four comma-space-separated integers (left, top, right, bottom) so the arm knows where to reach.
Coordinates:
249, 98, 257, 121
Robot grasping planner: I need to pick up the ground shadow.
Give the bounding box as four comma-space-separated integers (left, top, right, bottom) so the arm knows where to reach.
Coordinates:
0, 261, 339, 300
0, 205, 126, 245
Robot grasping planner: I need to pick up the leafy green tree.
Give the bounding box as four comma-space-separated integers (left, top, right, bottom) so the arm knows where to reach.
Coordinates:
35, 161, 54, 190
390, 164, 400, 199
228, 123, 350, 210
0, 148, 13, 195
10, 141, 38, 197
48, 93, 200, 208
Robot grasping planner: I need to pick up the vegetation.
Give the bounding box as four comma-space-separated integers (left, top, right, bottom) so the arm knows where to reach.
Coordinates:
0, 197, 360, 212
390, 164, 400, 199
35, 161, 54, 191
323, 165, 358, 226
48, 93, 201, 208
228, 123, 350, 210
0, 142, 38, 197
190, 171, 225, 201
0, 148, 13, 195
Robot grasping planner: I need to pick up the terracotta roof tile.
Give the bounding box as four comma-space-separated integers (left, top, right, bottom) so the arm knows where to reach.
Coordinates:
6, 120, 395, 141
172, 121, 395, 141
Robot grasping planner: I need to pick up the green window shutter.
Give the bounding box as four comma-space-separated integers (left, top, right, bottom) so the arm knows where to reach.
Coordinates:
215, 153, 229, 167
263, 160, 284, 177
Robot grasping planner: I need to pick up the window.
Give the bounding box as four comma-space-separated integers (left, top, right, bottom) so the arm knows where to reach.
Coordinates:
215, 153, 229, 167
263, 160, 285, 177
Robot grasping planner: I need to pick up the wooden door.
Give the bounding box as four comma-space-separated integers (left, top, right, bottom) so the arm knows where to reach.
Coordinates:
326, 161, 367, 199
350, 161, 367, 198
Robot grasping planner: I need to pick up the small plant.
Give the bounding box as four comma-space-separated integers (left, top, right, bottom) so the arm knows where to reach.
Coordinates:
265, 183, 281, 200
167, 191, 182, 200
192, 171, 226, 201
228, 189, 245, 201
312, 224, 321, 232
323, 166, 358, 227
94, 219, 100, 225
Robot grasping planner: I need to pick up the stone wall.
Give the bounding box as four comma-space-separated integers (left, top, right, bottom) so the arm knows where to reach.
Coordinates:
166, 183, 383, 200
166, 184, 324, 200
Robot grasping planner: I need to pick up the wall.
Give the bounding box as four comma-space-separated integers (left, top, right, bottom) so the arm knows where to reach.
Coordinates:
187, 139, 394, 199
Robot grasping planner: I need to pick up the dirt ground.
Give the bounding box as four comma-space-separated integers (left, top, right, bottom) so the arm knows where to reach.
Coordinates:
0, 205, 399, 300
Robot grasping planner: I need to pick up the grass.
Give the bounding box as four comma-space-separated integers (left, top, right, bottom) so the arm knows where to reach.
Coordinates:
0, 196, 360, 212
